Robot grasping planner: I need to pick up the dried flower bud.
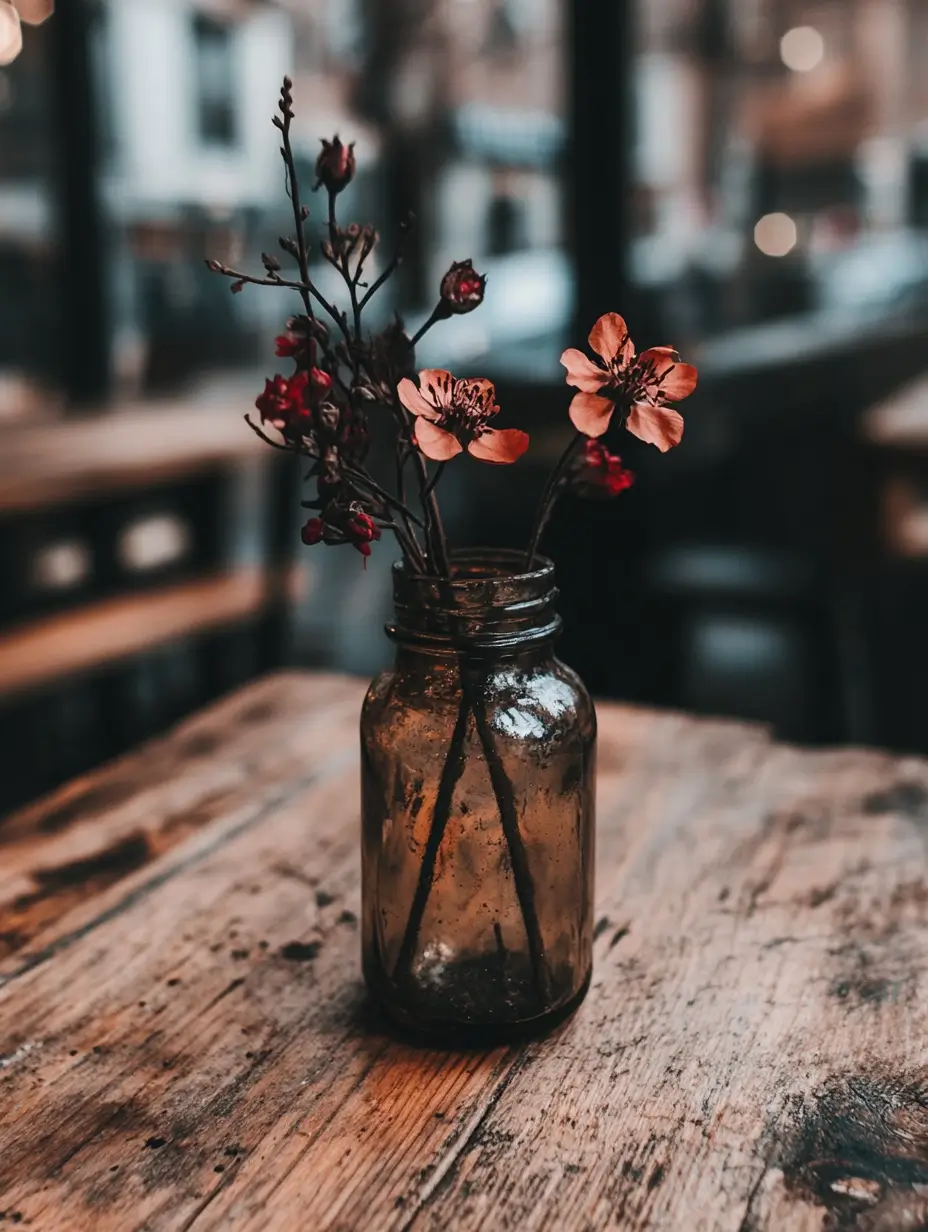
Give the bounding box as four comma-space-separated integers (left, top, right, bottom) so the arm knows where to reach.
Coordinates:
279, 236, 300, 259
439, 259, 486, 315
230, 280, 245, 295
205, 259, 223, 273
314, 136, 356, 195
359, 227, 378, 261
317, 403, 340, 434
262, 252, 281, 273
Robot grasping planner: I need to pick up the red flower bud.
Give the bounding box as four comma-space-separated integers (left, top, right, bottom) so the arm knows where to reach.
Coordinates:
301, 517, 325, 546
315, 136, 356, 195
439, 259, 486, 315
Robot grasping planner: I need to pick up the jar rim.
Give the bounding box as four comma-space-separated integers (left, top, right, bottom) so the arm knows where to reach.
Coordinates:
393, 547, 554, 587
389, 548, 560, 653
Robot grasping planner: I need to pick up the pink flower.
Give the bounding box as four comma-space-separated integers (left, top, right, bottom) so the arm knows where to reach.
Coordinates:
397, 369, 529, 465
255, 372, 311, 428
560, 313, 698, 452
573, 440, 635, 498
439, 259, 486, 315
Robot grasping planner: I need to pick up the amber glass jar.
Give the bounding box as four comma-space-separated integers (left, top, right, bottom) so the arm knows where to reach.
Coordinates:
360, 549, 596, 1041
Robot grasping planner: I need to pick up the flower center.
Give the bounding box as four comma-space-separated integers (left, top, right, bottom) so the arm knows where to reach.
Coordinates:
438, 386, 494, 441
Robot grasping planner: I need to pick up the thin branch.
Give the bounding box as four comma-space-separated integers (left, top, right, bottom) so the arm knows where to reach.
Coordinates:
411, 303, 447, 347
358, 215, 414, 312
244, 414, 314, 458
524, 432, 585, 568
422, 461, 445, 502
343, 464, 427, 531
278, 82, 315, 320
209, 263, 351, 345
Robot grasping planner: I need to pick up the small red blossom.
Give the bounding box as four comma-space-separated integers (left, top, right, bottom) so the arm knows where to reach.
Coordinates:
315, 136, 356, 195
345, 510, 381, 559
561, 313, 697, 452
439, 259, 486, 315
397, 369, 529, 465
275, 333, 300, 359
255, 371, 310, 428
573, 440, 635, 498
301, 517, 324, 545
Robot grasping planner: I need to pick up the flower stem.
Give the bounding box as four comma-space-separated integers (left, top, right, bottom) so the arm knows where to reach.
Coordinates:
278, 84, 315, 322
422, 461, 445, 502
469, 682, 552, 1007
524, 432, 585, 569
410, 304, 446, 347
393, 686, 470, 980
392, 662, 554, 1011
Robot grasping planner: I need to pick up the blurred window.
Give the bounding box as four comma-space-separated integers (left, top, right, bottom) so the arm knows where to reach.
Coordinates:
631, 0, 928, 345
193, 13, 238, 148
0, 0, 571, 407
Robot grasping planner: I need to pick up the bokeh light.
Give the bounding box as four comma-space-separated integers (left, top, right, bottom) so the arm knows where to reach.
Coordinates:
754, 212, 798, 257
0, 1, 22, 66
780, 26, 825, 73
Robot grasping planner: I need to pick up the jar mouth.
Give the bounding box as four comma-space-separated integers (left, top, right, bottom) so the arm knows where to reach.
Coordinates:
395, 548, 554, 586
389, 548, 560, 653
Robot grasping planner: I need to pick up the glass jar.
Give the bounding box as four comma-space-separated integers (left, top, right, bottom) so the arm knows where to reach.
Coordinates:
360, 549, 596, 1042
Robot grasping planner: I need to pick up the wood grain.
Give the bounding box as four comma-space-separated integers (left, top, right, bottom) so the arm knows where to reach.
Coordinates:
0, 567, 304, 701
1, 673, 927, 1230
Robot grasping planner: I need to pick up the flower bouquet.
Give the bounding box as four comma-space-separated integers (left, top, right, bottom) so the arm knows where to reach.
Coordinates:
209, 79, 697, 1040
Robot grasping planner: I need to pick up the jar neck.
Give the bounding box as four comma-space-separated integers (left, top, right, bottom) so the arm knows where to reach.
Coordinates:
387, 549, 561, 658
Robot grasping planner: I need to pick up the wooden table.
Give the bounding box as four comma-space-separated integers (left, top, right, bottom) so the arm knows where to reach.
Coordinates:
1, 672, 927, 1230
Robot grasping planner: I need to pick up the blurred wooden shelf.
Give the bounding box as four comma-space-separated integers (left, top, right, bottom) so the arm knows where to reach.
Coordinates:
0, 567, 303, 701
0, 399, 264, 514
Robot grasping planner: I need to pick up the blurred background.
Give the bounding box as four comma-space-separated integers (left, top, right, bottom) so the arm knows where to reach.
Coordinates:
3, 0, 928, 812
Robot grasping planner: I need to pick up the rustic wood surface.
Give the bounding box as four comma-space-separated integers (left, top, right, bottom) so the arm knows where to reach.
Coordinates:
1, 671, 927, 1231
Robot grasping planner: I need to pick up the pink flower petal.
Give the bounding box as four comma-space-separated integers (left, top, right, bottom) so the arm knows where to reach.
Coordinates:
457, 376, 498, 416
589, 313, 634, 365
418, 368, 456, 409
638, 348, 698, 400
560, 347, 607, 393
397, 376, 439, 421
568, 392, 615, 438
626, 401, 684, 452
467, 428, 529, 465
414, 417, 463, 461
